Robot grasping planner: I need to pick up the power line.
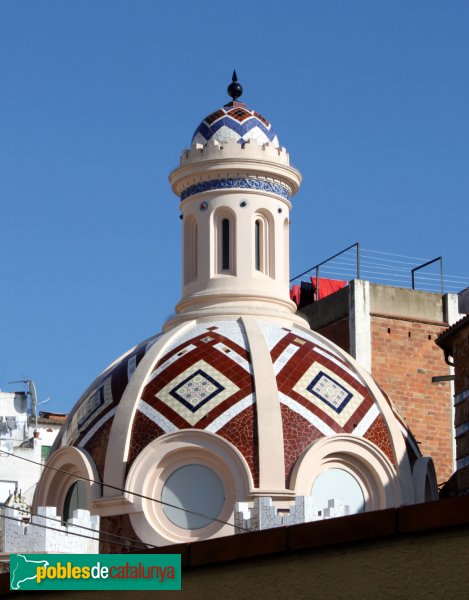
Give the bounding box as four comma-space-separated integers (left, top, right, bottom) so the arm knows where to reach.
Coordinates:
0, 449, 250, 533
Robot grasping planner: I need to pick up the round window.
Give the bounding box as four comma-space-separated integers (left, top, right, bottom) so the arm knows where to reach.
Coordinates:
311, 468, 365, 515
161, 464, 225, 530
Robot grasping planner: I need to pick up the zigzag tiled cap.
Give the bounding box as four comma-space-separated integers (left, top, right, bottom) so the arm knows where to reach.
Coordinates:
191, 71, 280, 148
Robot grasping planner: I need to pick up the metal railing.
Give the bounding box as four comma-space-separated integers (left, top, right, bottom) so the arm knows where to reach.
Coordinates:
291, 244, 467, 295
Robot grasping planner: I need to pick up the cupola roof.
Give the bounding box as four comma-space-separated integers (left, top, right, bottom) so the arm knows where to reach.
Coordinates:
191, 71, 279, 147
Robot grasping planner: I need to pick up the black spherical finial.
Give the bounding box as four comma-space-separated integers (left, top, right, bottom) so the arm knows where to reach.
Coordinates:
227, 69, 243, 101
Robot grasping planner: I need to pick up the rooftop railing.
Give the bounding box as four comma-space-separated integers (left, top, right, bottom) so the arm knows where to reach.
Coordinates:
291, 243, 468, 295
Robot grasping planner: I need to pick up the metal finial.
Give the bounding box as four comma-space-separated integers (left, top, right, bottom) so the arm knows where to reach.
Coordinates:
227, 70, 243, 101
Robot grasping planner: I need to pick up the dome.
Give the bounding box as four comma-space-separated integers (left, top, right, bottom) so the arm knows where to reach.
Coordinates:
51, 318, 420, 493
191, 102, 280, 147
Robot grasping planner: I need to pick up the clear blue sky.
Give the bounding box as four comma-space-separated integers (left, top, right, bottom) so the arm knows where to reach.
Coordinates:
1, 1, 468, 412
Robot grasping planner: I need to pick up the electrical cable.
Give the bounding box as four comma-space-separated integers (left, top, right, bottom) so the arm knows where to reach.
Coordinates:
0, 449, 250, 532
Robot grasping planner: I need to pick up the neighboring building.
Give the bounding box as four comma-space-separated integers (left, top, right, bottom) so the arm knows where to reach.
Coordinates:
436, 313, 469, 495
32, 75, 437, 552
297, 281, 463, 485
0, 390, 65, 507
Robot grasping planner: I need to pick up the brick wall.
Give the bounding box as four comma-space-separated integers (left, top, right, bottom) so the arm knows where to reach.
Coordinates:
453, 326, 469, 492
453, 329, 469, 394
371, 316, 453, 483
316, 317, 350, 354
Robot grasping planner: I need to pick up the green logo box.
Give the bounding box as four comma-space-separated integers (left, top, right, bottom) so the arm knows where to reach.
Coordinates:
10, 553, 181, 591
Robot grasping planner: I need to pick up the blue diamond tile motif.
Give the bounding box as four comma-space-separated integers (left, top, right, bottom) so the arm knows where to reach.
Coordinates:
169, 369, 225, 413
306, 372, 353, 414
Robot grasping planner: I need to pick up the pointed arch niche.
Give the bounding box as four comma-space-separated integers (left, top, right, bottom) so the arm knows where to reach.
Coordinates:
214, 208, 236, 275
254, 210, 275, 278
283, 217, 289, 284
183, 215, 198, 285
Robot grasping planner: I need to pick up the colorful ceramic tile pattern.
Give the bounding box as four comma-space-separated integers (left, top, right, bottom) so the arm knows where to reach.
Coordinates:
58, 333, 161, 449
59, 319, 405, 489
156, 360, 240, 426
192, 102, 279, 147
180, 178, 291, 201
266, 326, 397, 475
133, 321, 258, 481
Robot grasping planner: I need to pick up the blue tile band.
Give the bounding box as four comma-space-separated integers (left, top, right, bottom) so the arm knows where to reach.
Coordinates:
181, 178, 291, 201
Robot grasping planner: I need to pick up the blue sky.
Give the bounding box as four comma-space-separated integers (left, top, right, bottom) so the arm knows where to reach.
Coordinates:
1, 1, 468, 412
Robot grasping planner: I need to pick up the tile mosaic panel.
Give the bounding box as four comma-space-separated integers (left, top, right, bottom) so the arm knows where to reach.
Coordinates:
271, 329, 375, 434
134, 321, 253, 431
155, 360, 240, 426
281, 403, 324, 484
290, 326, 341, 358
139, 400, 177, 434
213, 342, 252, 373
363, 414, 395, 465
259, 322, 290, 352
312, 345, 363, 384
58, 333, 160, 450
293, 363, 364, 427
81, 418, 113, 481
279, 393, 335, 436
306, 371, 353, 413
217, 403, 259, 487
273, 343, 301, 375
130, 323, 256, 476
127, 411, 167, 468
352, 404, 380, 436
205, 395, 255, 433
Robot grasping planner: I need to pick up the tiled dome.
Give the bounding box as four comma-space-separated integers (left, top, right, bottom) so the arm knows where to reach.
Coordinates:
191, 102, 279, 147
53, 319, 419, 485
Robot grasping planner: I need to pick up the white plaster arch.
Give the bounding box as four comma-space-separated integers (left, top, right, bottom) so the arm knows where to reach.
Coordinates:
125, 429, 253, 545
412, 456, 439, 503
290, 434, 404, 511
102, 320, 195, 495
32, 446, 100, 517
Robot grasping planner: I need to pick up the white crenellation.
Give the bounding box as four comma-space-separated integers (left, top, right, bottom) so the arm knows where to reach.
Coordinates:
0, 506, 100, 554
180, 138, 291, 166
234, 496, 350, 532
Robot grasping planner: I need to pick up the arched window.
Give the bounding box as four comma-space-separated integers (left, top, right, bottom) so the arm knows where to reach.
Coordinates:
255, 219, 262, 271
283, 217, 289, 283
215, 210, 236, 275
311, 468, 365, 515
63, 480, 87, 522
221, 218, 230, 271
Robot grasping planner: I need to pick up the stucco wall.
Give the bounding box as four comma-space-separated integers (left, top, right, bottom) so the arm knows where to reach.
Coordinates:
3, 524, 468, 599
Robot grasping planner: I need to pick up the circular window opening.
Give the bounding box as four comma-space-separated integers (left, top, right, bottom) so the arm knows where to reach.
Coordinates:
161, 464, 225, 530
311, 468, 365, 515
